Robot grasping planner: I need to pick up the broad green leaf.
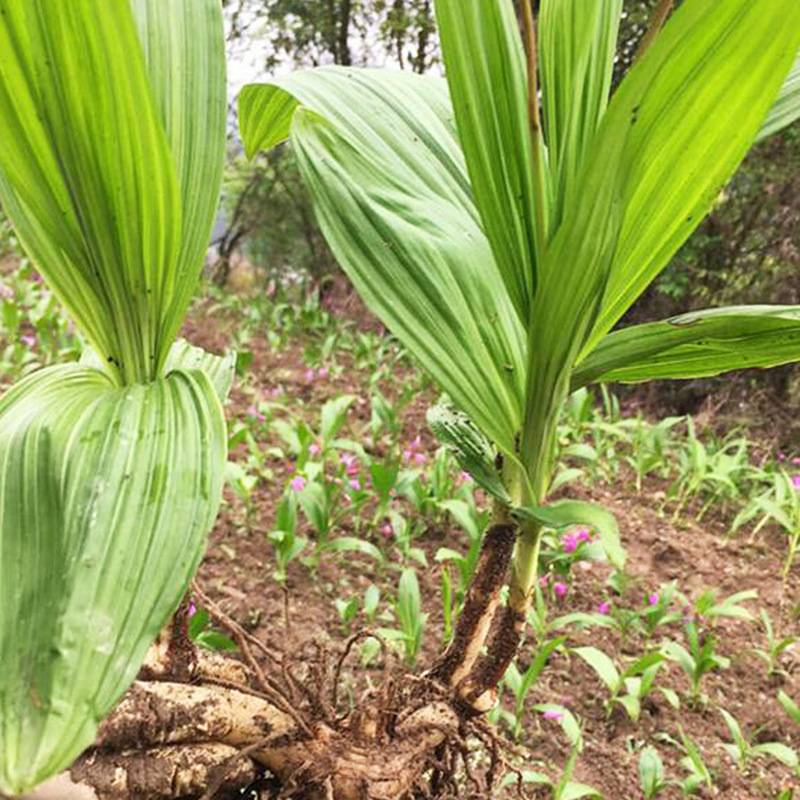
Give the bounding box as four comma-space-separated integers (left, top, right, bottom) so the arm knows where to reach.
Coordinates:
573, 306, 800, 387
516, 500, 626, 570
163, 340, 236, 403
0, 365, 226, 793
752, 742, 799, 768
540, 0, 622, 227
572, 646, 621, 694
323, 536, 384, 563
531, 704, 582, 748
526, 0, 800, 484
580, 0, 800, 358
757, 48, 800, 141
128, 0, 226, 350
638, 746, 665, 797
434, 0, 539, 320
779, 691, 800, 726
320, 394, 354, 443
240, 69, 526, 456
0, 0, 225, 384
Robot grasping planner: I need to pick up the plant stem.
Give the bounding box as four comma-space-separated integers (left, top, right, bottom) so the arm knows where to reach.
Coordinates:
520, 0, 548, 259
633, 0, 674, 64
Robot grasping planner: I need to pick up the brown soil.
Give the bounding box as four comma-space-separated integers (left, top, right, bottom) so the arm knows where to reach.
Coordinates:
3, 276, 800, 799
180, 293, 800, 800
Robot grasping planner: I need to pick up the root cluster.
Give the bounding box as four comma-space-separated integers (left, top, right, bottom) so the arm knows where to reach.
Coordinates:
71, 525, 527, 800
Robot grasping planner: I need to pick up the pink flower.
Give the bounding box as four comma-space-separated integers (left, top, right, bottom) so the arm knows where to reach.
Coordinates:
778, 452, 786, 462
349, 478, 361, 491
575, 527, 592, 543
598, 601, 611, 615
792, 475, 800, 490
20, 335, 36, 347
188, 602, 197, 618
317, 366, 329, 379
290, 476, 306, 492
457, 471, 471, 485
553, 582, 568, 598
539, 574, 550, 589
381, 523, 393, 539
562, 534, 578, 553
541, 709, 563, 721
793, 457, 800, 466
309, 443, 321, 456
648, 592, 659, 606
413, 452, 427, 467
246, 405, 266, 423
304, 368, 315, 382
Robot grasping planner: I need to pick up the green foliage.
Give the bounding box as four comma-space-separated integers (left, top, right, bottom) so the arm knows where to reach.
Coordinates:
719, 708, 799, 772
0, 2, 229, 792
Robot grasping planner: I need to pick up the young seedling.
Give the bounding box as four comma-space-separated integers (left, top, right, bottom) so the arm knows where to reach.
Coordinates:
778, 690, 800, 728
638, 746, 669, 799
572, 646, 674, 721
753, 610, 797, 678
719, 708, 799, 773
268, 489, 308, 584
500, 637, 566, 740
334, 596, 359, 636
501, 738, 600, 800
653, 727, 715, 796
732, 471, 800, 577
378, 568, 426, 666
662, 621, 730, 704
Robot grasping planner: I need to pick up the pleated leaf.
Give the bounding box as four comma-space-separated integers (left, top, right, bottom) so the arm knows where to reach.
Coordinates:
539, 0, 622, 227
579, 0, 800, 359
433, 0, 539, 321
524, 0, 800, 479
572, 306, 800, 386
128, 0, 227, 354
0, 0, 225, 384
756, 48, 800, 141
239, 69, 526, 456
0, 364, 226, 793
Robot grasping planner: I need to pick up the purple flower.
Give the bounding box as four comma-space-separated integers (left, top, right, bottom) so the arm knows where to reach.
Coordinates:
792, 475, 800, 490
648, 592, 659, 606
457, 470, 471, 485
575, 527, 592, 543
304, 368, 315, 382
539, 574, 550, 589
309, 443, 321, 456
562, 534, 578, 553
290, 475, 306, 492
20, 334, 36, 347
349, 478, 361, 491
553, 582, 568, 598
188, 602, 197, 618
541, 709, 563, 721
341, 453, 360, 476
31, 272, 43, 284
598, 600, 611, 615
317, 366, 329, 379
413, 452, 427, 467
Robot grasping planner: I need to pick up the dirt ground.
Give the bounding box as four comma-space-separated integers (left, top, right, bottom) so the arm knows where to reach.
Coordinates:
181, 295, 800, 799
3, 281, 800, 799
